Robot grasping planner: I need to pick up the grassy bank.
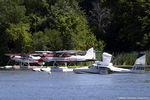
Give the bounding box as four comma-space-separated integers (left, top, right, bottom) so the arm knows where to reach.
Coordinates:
0, 66, 4, 69
114, 65, 150, 68
110, 51, 150, 65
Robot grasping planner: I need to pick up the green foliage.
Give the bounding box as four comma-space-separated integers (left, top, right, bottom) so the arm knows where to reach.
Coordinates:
29, 14, 47, 33
0, 0, 26, 24
145, 51, 150, 65
1, 0, 150, 66
47, 0, 102, 50
113, 52, 138, 65
5, 23, 32, 52
104, 0, 150, 52
112, 51, 150, 65
24, 0, 49, 16
33, 29, 63, 50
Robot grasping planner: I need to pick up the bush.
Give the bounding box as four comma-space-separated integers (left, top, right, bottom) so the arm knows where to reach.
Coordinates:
112, 51, 150, 65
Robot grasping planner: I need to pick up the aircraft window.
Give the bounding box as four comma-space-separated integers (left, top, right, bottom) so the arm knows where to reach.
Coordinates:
95, 66, 98, 69
88, 65, 98, 69
54, 53, 62, 57
21, 55, 27, 58
62, 54, 66, 57
56, 54, 60, 57
54, 53, 68, 57
88, 65, 92, 68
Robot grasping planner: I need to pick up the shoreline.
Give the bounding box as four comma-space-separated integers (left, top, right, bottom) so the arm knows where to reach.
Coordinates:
0, 65, 150, 71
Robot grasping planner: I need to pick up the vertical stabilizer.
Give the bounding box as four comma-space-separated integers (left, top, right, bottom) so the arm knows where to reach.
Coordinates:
85, 47, 96, 60
132, 53, 146, 72
102, 52, 112, 66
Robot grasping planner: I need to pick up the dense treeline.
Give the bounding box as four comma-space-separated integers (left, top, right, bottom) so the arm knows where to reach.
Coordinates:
80, 0, 150, 52
0, 0, 150, 65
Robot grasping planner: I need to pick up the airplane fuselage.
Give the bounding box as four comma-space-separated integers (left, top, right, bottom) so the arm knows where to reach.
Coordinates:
11, 55, 43, 64
41, 55, 94, 63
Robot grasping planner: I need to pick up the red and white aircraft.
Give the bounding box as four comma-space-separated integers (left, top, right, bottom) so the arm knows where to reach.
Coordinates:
5, 53, 45, 67
36, 47, 96, 64
5, 47, 96, 68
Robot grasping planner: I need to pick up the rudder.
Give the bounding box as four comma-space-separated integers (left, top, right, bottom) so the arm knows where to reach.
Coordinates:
85, 47, 96, 60
102, 52, 112, 66
132, 53, 146, 73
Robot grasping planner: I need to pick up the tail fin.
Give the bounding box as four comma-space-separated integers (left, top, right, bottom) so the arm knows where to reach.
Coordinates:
85, 46, 96, 60
132, 53, 146, 72
102, 52, 112, 66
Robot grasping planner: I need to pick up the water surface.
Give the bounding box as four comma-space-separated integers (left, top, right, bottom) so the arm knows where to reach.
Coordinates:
0, 71, 150, 100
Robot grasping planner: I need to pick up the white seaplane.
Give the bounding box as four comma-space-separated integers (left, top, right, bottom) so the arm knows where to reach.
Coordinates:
73, 52, 146, 74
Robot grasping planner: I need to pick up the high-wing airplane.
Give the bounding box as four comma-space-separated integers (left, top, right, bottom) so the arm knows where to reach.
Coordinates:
5, 53, 45, 67
36, 47, 96, 65
5, 46, 96, 70
73, 52, 146, 74
33, 47, 96, 72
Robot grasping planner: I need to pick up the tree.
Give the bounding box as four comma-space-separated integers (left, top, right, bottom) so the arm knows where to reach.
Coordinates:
79, 0, 111, 39
5, 23, 32, 52
47, 0, 103, 50
33, 29, 63, 51
0, 0, 106, 65
24, 0, 49, 16
0, 0, 30, 65
137, 0, 150, 50
104, 0, 150, 52
0, 0, 26, 24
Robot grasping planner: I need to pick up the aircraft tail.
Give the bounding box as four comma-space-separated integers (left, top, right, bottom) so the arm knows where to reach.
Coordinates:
102, 52, 112, 66
132, 53, 146, 72
85, 46, 96, 60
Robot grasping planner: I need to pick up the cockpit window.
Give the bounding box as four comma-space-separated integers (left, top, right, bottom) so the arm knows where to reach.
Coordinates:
88, 65, 98, 69
33, 55, 40, 57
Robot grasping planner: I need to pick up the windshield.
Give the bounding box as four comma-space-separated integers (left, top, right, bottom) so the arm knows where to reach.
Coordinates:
88, 64, 98, 69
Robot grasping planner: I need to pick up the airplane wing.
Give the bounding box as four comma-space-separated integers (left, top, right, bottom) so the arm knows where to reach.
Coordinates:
35, 50, 86, 54
5, 53, 38, 56
56, 50, 86, 54
5, 53, 20, 56
35, 51, 54, 54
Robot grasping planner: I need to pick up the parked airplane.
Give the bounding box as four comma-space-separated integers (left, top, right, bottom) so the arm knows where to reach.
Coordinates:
32, 47, 96, 72
5, 53, 45, 67
73, 52, 146, 74
37, 46, 96, 65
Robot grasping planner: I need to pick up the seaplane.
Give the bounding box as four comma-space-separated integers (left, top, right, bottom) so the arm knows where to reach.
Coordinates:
5, 47, 96, 72
36, 46, 96, 65
73, 52, 146, 74
32, 46, 96, 72
5, 53, 45, 69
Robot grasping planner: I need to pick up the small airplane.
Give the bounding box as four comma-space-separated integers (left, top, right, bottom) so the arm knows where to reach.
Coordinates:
73, 52, 146, 74
36, 46, 96, 66
5, 53, 45, 68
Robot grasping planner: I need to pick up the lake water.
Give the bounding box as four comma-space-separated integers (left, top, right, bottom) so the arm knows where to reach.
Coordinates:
0, 71, 150, 100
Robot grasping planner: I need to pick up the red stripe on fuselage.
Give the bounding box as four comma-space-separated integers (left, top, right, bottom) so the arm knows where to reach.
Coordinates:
41, 54, 72, 57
